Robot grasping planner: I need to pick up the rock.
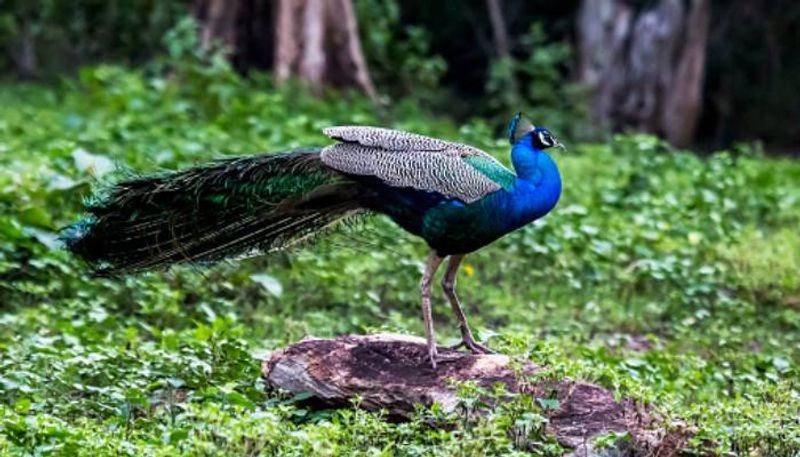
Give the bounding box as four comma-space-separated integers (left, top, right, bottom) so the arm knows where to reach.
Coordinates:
261, 333, 693, 455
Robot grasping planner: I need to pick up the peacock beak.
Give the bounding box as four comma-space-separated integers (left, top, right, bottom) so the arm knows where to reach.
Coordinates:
554, 139, 566, 151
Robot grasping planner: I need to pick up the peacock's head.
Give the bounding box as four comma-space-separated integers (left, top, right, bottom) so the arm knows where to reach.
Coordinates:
508, 113, 564, 150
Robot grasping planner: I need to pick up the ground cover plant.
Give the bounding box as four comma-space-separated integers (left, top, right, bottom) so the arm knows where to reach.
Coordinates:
1, 57, 800, 456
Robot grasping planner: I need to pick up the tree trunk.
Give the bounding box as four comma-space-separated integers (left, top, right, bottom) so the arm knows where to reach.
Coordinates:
663, 0, 709, 146
273, 0, 378, 100
10, 23, 39, 79
486, 0, 511, 59
577, 0, 710, 147
192, 0, 274, 71
194, 0, 241, 56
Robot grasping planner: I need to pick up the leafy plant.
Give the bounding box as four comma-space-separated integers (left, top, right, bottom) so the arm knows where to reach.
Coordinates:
485, 23, 589, 139
355, 0, 448, 106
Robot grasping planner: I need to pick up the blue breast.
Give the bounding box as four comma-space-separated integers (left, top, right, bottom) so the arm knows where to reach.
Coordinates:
503, 151, 562, 230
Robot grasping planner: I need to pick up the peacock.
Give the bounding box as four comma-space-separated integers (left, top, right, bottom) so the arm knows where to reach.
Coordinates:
63, 113, 564, 368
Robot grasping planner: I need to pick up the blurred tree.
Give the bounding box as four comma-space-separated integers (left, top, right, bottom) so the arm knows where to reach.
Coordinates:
0, 0, 185, 78
700, 0, 800, 149
188, 0, 377, 99
191, 0, 273, 71
194, 0, 240, 57
273, 0, 377, 100
486, 0, 511, 59
577, 0, 709, 146
0, 1, 41, 78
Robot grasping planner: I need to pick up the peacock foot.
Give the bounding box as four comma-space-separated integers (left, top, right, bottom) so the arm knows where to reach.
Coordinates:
428, 344, 439, 369
428, 345, 469, 369
449, 336, 495, 355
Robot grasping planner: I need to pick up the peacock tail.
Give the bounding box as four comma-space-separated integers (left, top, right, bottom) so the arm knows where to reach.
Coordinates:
62, 149, 365, 274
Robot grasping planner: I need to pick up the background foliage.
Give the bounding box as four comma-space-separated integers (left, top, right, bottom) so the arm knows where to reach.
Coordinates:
1, 0, 799, 149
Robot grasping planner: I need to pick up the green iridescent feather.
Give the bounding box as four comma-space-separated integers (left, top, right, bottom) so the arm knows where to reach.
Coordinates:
462, 154, 516, 190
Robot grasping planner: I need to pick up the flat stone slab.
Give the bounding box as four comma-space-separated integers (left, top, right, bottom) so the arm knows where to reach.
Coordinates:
261, 333, 692, 455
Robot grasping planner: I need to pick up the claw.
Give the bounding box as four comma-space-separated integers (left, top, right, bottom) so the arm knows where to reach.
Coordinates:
449, 336, 495, 355
466, 339, 495, 355
429, 346, 468, 368
428, 344, 439, 369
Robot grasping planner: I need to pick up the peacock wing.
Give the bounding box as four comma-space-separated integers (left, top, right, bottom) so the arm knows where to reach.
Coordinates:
320, 126, 515, 203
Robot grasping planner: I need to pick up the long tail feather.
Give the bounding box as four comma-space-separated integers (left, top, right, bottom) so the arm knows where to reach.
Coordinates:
62, 149, 365, 274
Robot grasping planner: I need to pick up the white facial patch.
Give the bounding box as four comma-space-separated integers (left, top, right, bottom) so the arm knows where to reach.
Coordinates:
538, 132, 553, 147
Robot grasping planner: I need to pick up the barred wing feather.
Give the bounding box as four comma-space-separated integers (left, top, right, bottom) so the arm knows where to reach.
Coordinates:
321, 126, 515, 203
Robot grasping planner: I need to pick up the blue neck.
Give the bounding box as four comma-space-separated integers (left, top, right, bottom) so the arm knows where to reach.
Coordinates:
511, 135, 560, 185
511, 136, 546, 182
506, 136, 562, 227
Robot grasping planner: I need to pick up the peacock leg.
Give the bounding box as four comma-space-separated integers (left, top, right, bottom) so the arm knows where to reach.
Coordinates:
420, 251, 444, 368
442, 255, 494, 355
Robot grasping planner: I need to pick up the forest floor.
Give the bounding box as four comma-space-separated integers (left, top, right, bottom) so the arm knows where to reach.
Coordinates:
1, 65, 800, 456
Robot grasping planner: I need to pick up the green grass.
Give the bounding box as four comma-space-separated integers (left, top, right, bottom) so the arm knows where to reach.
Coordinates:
1, 62, 800, 456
